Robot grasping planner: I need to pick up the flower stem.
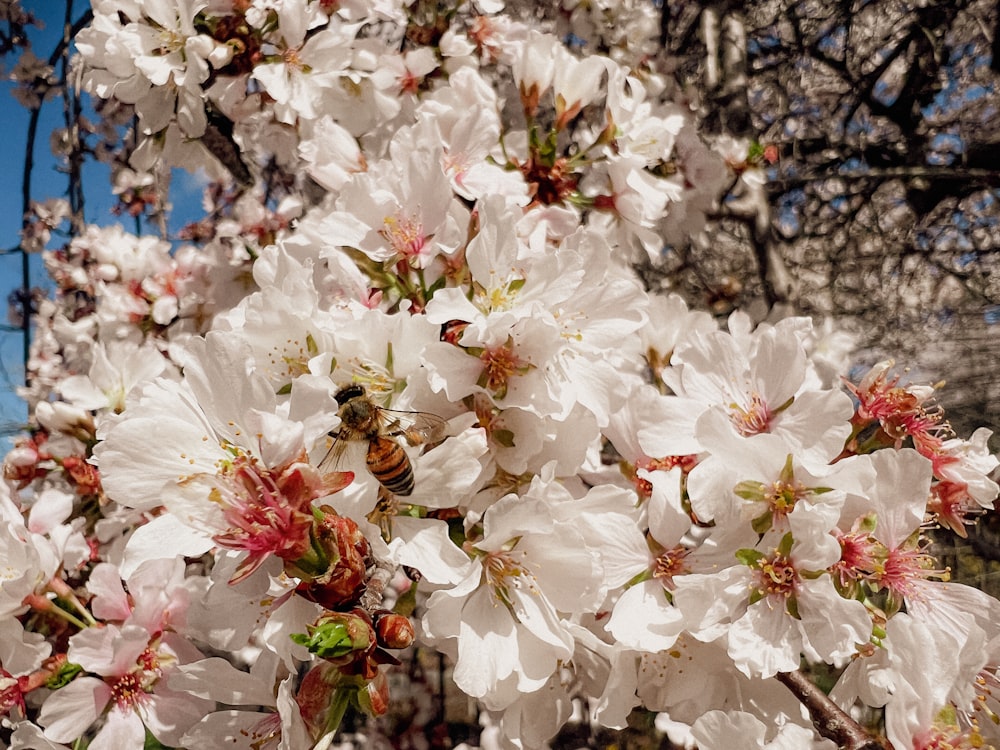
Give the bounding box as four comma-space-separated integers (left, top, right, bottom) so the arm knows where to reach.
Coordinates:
24, 593, 89, 631
47, 576, 97, 626
321, 685, 353, 739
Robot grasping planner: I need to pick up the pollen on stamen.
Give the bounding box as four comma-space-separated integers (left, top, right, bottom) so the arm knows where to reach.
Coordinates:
764, 479, 807, 524
753, 553, 798, 600
728, 392, 772, 436
876, 545, 949, 603
482, 548, 538, 606
110, 672, 150, 711
653, 546, 690, 590
479, 345, 526, 395
379, 213, 427, 259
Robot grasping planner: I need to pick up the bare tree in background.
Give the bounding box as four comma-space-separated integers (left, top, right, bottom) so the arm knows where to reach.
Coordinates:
645, 0, 1000, 444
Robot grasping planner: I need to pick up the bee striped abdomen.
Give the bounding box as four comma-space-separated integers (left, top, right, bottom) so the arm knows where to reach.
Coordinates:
366, 436, 415, 496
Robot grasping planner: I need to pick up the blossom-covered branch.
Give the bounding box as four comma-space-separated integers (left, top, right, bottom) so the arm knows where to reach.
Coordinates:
1, 1, 998, 749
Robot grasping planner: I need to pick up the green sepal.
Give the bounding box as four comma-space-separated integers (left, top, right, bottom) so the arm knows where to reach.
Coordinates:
45, 661, 83, 689
871, 622, 887, 643
290, 618, 371, 660
778, 454, 796, 484
736, 548, 765, 567
785, 594, 801, 620
493, 428, 516, 447
857, 512, 878, 534
733, 480, 765, 501
624, 568, 655, 590
776, 532, 795, 557
751, 510, 773, 535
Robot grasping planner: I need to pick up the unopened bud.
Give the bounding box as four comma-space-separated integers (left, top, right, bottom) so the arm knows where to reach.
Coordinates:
374, 612, 414, 650
296, 508, 371, 609
290, 611, 374, 660
356, 671, 390, 717
35, 401, 95, 443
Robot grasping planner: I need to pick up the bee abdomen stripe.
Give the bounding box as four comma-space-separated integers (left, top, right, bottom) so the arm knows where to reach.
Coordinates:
368, 448, 415, 495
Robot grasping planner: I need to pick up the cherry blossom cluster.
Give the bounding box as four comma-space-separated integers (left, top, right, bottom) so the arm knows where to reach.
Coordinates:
2, 1, 999, 749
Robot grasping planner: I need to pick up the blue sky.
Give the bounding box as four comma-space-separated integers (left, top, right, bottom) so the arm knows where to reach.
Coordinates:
1, 2, 125, 445
1, 3, 211, 449
0, 2, 69, 442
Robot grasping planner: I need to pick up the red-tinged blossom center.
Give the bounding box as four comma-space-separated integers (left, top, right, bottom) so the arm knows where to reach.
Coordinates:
846, 364, 953, 461
754, 553, 798, 599
110, 672, 150, 711
764, 479, 807, 525
831, 530, 879, 590
0, 670, 25, 715
380, 213, 427, 260
875, 545, 948, 603
207, 450, 352, 583
729, 392, 771, 436
479, 345, 527, 397
653, 546, 691, 590
929, 480, 983, 538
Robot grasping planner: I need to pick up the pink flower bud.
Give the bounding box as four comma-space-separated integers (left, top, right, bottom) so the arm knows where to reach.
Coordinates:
374, 612, 414, 650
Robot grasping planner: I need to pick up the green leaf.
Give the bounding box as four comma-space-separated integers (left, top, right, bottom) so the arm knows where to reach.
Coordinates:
145, 729, 177, 749
394, 580, 418, 617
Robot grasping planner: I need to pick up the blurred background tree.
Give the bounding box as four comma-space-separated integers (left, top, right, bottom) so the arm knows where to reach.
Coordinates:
491, 0, 1000, 445
654, 0, 1000, 444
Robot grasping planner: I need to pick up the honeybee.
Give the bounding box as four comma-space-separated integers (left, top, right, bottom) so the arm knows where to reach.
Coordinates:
322, 384, 447, 497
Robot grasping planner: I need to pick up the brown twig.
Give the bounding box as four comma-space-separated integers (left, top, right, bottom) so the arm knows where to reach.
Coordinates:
775, 670, 889, 750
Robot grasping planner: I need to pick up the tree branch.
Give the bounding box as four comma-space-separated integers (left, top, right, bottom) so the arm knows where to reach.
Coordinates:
767, 164, 1000, 192
776, 670, 887, 750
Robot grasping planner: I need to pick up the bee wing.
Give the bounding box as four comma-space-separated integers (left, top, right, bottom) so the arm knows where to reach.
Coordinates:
317, 430, 355, 473
379, 409, 448, 446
